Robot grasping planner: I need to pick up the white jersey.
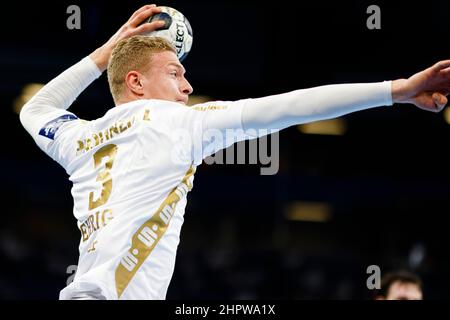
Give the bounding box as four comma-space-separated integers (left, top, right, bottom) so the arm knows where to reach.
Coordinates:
23, 96, 250, 299
20, 56, 392, 300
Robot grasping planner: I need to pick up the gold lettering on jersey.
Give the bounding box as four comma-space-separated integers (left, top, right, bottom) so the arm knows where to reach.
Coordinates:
143, 109, 150, 121
192, 105, 227, 111
92, 133, 100, 146
98, 132, 104, 144
118, 122, 127, 133
87, 240, 98, 253
79, 208, 114, 242
115, 166, 196, 298
76, 112, 145, 156
89, 144, 117, 210
85, 138, 92, 152
109, 124, 120, 137
76, 141, 84, 153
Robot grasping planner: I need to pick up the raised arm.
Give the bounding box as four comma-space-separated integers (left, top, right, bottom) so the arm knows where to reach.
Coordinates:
242, 61, 450, 131
20, 4, 165, 136
89, 4, 165, 71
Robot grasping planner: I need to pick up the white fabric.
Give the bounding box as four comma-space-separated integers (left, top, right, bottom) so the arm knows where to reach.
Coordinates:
242, 81, 392, 134
20, 58, 250, 300
19, 56, 393, 300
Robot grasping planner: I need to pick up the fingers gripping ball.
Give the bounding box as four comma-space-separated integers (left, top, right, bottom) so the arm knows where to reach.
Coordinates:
142, 6, 193, 62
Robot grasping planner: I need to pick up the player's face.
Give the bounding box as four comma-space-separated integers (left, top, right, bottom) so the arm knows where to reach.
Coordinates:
141, 50, 193, 105
385, 281, 423, 300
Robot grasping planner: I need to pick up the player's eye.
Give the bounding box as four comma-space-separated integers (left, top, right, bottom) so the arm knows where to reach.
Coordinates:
170, 71, 178, 77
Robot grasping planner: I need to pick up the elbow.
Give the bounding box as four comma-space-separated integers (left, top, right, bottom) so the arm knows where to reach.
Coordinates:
19, 100, 36, 127
19, 87, 47, 126
19, 100, 38, 129
19, 102, 30, 127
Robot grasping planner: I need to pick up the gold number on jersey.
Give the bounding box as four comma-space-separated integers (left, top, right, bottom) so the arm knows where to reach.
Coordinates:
89, 144, 118, 210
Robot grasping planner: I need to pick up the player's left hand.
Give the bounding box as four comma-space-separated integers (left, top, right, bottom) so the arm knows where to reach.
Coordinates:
392, 60, 450, 112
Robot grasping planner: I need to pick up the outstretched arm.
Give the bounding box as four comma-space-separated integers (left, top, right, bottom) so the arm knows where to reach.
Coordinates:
241, 61, 450, 131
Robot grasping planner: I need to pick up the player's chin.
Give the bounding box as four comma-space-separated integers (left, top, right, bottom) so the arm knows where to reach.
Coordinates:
176, 100, 188, 105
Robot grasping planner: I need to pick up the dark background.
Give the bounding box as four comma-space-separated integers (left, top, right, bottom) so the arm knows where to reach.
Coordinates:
1, 0, 450, 299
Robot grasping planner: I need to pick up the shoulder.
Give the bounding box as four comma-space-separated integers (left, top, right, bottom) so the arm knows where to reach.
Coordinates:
111, 99, 185, 116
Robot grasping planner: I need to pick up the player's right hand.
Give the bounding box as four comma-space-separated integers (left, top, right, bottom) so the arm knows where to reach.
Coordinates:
90, 4, 165, 71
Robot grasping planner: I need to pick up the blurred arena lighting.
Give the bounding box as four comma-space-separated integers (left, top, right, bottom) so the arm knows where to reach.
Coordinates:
284, 201, 333, 222
408, 241, 426, 270
443, 107, 450, 125
186, 95, 213, 106
13, 83, 44, 114
297, 118, 347, 135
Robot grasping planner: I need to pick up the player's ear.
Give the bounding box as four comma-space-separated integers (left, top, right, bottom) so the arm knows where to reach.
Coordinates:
125, 71, 144, 96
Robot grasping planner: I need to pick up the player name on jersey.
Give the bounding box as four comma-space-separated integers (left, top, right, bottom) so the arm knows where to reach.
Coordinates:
79, 208, 114, 242
76, 109, 151, 156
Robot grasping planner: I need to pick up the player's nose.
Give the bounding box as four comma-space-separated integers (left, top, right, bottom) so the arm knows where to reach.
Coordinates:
181, 78, 193, 95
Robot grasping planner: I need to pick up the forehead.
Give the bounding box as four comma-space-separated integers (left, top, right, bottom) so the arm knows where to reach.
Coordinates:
150, 51, 184, 70
389, 282, 422, 297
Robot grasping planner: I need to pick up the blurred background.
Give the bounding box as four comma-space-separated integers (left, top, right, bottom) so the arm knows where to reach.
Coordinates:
1, 0, 450, 299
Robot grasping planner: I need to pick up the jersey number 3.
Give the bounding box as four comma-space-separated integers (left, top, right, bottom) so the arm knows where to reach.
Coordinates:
89, 144, 118, 210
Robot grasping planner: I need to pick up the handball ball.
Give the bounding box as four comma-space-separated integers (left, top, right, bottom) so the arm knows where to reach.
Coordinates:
143, 6, 193, 62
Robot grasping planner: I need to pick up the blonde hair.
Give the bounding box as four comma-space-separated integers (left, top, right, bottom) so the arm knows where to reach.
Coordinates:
107, 35, 176, 103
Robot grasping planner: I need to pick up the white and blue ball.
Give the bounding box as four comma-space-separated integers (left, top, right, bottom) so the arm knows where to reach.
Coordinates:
144, 6, 193, 62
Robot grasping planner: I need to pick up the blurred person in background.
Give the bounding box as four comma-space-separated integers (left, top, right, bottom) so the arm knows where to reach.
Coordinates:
374, 270, 423, 300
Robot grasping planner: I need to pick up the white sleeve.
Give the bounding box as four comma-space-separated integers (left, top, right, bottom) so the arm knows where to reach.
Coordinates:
183, 81, 391, 163
166, 100, 256, 164
241, 81, 393, 133
19, 56, 102, 164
